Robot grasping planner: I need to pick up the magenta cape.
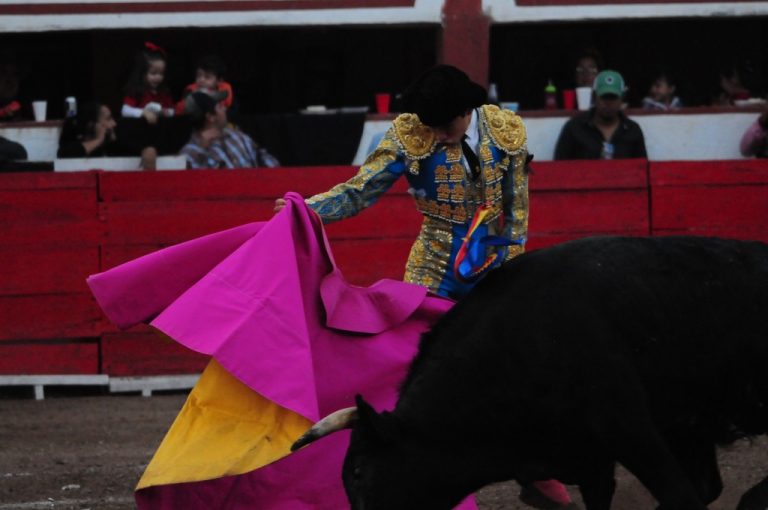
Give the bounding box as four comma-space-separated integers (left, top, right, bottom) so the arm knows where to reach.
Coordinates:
87, 193, 477, 509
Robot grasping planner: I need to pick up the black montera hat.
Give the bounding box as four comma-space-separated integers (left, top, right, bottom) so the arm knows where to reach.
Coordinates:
400, 65, 487, 127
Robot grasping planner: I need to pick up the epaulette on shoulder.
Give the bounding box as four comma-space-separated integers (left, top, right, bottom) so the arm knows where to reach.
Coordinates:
392, 113, 436, 160
481, 104, 527, 155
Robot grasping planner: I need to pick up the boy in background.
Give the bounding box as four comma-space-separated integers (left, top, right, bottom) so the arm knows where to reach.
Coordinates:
642, 72, 683, 111
176, 55, 234, 114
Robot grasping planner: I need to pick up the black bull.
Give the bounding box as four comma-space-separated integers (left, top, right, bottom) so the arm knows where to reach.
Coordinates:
292, 236, 768, 510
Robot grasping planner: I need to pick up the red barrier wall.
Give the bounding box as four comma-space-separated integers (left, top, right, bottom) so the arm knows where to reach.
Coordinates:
1, 159, 766, 376
527, 159, 649, 249
650, 160, 768, 242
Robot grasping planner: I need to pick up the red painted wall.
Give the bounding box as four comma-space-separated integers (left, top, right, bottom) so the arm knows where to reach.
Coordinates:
441, 0, 490, 86
1, 159, 767, 376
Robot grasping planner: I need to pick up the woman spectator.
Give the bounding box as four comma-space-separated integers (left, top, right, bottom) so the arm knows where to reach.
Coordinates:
573, 47, 603, 88
58, 100, 157, 169
740, 109, 768, 158
0, 62, 22, 121
713, 61, 756, 106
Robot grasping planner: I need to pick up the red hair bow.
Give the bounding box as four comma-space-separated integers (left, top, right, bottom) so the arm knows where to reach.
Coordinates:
144, 41, 167, 57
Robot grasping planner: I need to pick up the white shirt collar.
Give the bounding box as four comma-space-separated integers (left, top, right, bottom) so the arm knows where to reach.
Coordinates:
463, 109, 480, 154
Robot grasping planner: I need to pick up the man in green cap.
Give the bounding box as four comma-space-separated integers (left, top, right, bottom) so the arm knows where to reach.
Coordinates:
554, 70, 646, 160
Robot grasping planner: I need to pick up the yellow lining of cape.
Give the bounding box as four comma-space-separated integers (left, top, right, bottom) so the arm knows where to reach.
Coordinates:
136, 358, 312, 490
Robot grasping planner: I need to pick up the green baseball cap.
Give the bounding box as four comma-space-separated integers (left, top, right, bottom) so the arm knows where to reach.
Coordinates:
593, 70, 625, 97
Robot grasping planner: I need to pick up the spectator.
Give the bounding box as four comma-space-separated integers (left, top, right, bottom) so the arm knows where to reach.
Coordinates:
179, 90, 278, 169
713, 61, 754, 106
740, 109, 768, 158
58, 100, 157, 169
574, 47, 603, 88
642, 72, 683, 111
122, 42, 175, 124
0, 62, 22, 121
0, 136, 27, 168
176, 54, 234, 115
555, 70, 647, 160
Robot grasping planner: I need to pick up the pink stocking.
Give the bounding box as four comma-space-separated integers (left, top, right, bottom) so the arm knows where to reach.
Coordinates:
532, 479, 571, 505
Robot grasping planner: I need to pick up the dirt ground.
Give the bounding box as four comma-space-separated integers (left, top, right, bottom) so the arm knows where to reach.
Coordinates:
1, 390, 767, 510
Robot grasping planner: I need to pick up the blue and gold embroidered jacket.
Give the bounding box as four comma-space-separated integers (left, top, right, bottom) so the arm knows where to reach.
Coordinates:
307, 104, 529, 299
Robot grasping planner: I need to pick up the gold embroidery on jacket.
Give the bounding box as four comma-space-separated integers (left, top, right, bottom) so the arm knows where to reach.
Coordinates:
445, 145, 462, 163
451, 183, 465, 202
436, 183, 451, 201
393, 113, 436, 160
449, 164, 465, 182
435, 165, 449, 183
481, 105, 527, 155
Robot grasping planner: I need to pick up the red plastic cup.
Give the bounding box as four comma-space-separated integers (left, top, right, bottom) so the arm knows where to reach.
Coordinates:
375, 93, 391, 114
562, 89, 576, 110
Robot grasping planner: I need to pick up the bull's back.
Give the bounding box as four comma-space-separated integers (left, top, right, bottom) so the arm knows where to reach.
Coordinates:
489, 236, 768, 336
408, 236, 768, 439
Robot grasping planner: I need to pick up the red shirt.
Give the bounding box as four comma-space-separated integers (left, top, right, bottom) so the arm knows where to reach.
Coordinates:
123, 89, 175, 109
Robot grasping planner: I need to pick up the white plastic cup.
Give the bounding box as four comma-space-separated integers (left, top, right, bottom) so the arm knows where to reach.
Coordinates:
65, 96, 77, 118
575, 87, 592, 111
32, 100, 47, 121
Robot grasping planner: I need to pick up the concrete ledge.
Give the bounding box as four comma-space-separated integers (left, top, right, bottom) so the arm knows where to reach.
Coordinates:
109, 375, 200, 397
0, 375, 109, 400
0, 374, 200, 399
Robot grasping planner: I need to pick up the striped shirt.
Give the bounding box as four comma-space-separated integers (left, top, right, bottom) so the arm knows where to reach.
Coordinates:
180, 127, 279, 169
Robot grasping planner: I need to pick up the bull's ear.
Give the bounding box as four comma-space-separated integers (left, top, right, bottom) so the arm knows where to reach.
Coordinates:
354, 394, 401, 444
354, 394, 380, 431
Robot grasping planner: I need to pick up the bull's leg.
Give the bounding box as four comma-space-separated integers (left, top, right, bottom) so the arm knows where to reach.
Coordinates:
577, 461, 615, 510
609, 426, 706, 510
590, 403, 706, 510
664, 430, 722, 504
736, 476, 768, 510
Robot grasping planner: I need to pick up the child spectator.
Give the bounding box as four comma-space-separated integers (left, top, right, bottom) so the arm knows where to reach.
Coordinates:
176, 54, 233, 114
122, 42, 175, 125
59, 100, 157, 169
642, 72, 682, 111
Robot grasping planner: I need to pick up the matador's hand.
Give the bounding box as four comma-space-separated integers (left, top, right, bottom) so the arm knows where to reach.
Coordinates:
274, 198, 286, 214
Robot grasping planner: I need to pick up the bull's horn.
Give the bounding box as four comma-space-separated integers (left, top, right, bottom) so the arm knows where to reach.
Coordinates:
290, 407, 358, 452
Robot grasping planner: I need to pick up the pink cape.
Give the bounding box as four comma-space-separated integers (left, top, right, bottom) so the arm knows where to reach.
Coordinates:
87, 193, 477, 509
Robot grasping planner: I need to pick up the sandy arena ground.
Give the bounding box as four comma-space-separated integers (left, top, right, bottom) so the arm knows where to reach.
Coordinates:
1, 391, 766, 509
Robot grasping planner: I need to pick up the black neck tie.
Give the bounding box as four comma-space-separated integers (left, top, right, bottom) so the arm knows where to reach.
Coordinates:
461, 135, 481, 181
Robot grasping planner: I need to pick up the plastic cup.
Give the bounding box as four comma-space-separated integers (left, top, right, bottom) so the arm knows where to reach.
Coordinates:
576, 87, 592, 111
32, 100, 47, 122
562, 89, 576, 110
375, 93, 390, 114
